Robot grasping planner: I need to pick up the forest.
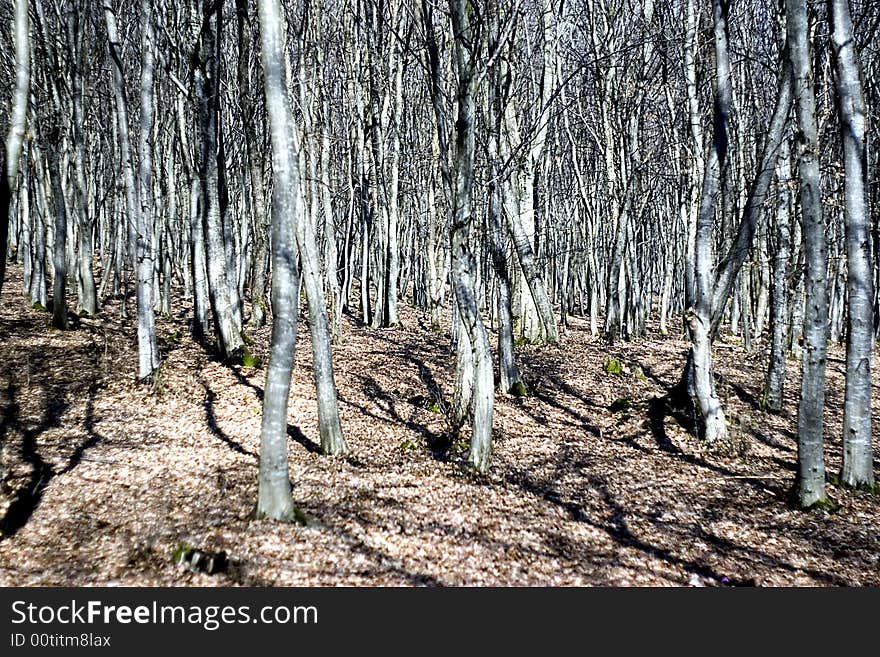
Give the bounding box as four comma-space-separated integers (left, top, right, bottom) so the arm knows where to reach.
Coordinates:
0, 0, 878, 587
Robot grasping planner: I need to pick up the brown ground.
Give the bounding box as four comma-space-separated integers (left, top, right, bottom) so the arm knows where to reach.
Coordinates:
0, 265, 878, 586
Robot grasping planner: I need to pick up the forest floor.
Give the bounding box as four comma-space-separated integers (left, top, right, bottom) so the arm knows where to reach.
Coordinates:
0, 266, 878, 586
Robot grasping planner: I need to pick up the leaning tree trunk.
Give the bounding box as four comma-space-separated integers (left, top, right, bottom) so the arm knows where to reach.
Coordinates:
788, 0, 828, 508
295, 158, 349, 456
829, 0, 875, 490
254, 0, 302, 522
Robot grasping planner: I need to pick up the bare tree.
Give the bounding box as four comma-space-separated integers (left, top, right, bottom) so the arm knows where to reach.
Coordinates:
788, 0, 828, 508
829, 0, 875, 490
255, 0, 302, 522
1, 0, 31, 294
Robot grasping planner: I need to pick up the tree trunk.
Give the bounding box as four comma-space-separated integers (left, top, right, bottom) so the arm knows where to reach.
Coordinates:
788, 0, 828, 508
448, 0, 494, 473
1, 0, 31, 294
135, 4, 160, 380
48, 146, 69, 331
255, 0, 302, 523
829, 0, 875, 490
762, 139, 792, 412
689, 0, 732, 444
295, 151, 349, 456
196, 2, 244, 360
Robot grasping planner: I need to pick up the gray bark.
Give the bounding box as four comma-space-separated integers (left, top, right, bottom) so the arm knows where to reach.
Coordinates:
829, 0, 875, 490
448, 0, 495, 472
788, 0, 828, 508
294, 144, 349, 456
1, 0, 31, 293
255, 0, 301, 522
135, 4, 160, 380
63, 1, 98, 316
48, 146, 68, 330
236, 0, 270, 330
689, 0, 732, 445
196, 2, 244, 359
763, 139, 792, 413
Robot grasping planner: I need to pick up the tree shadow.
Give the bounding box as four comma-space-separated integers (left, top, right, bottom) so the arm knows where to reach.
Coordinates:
287, 424, 322, 455
200, 380, 258, 460
354, 374, 444, 449
227, 368, 322, 456
0, 342, 101, 538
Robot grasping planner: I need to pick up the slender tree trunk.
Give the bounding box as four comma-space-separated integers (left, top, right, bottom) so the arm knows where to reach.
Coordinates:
687, 0, 732, 444
136, 4, 160, 380
763, 140, 792, 412
255, 0, 301, 522
236, 0, 270, 330
63, 1, 98, 316
447, 0, 495, 473
294, 145, 349, 456
788, 0, 828, 507
48, 146, 68, 330
1, 0, 31, 294
829, 0, 875, 490
196, 2, 244, 359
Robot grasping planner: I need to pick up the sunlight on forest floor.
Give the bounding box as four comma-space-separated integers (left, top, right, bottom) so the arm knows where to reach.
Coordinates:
0, 265, 878, 586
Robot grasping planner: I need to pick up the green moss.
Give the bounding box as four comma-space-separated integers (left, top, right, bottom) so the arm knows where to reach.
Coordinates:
241, 351, 263, 368
32, 302, 46, 312
172, 542, 195, 564
240, 331, 254, 346
399, 439, 418, 451
608, 397, 633, 413
632, 366, 647, 382
603, 357, 624, 375
163, 329, 183, 344
292, 507, 311, 526
801, 497, 837, 512
233, 345, 263, 368
786, 485, 838, 511
509, 380, 528, 397
427, 402, 441, 413
836, 477, 880, 495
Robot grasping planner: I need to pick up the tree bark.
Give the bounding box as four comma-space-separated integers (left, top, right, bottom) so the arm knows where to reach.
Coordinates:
788, 0, 828, 508
1, 0, 31, 294
829, 0, 875, 490
762, 139, 792, 413
135, 3, 160, 380
255, 0, 302, 522
448, 0, 494, 473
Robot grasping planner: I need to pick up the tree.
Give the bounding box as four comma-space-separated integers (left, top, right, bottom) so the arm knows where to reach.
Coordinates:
829, 0, 875, 490
195, 0, 244, 360
682, 0, 793, 443
135, 2, 161, 380
255, 0, 302, 522
1, 0, 31, 295
788, 0, 828, 508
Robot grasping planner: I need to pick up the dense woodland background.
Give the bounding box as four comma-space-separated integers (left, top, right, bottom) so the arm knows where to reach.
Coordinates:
0, 0, 878, 585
